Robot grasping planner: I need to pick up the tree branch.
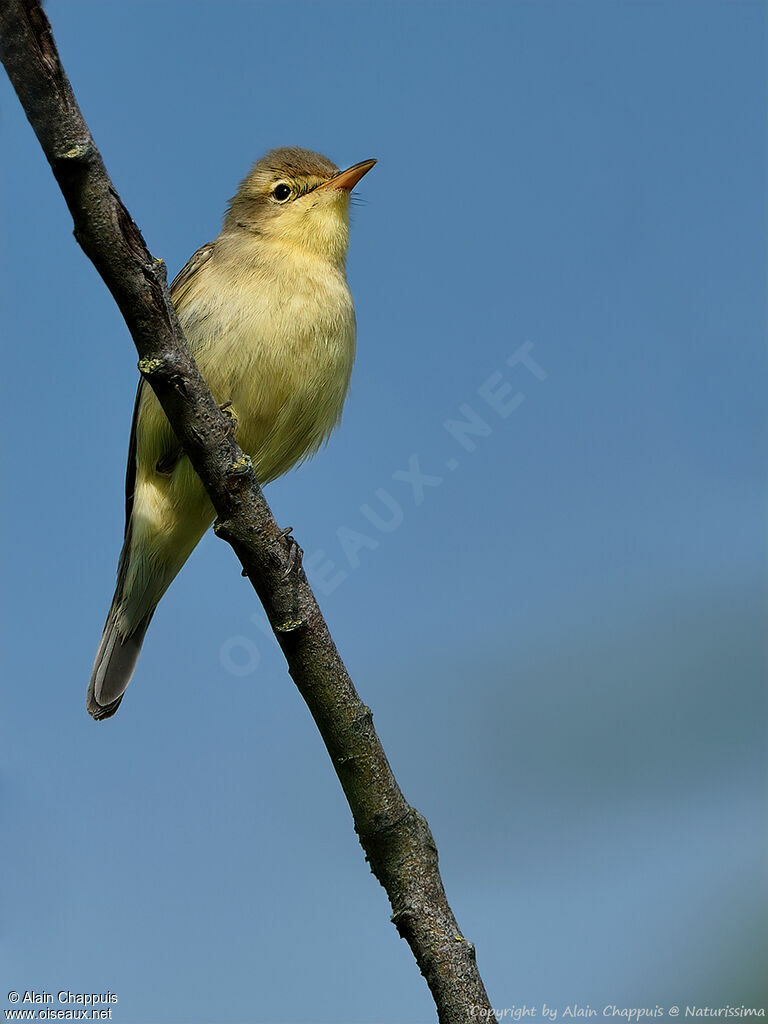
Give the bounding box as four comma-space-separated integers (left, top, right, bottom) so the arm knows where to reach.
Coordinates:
0, 2, 492, 1019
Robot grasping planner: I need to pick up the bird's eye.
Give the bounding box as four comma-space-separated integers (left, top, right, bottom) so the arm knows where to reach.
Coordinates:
271, 183, 293, 203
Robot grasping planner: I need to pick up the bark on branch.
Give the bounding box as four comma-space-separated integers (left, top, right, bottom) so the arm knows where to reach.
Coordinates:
0, 2, 492, 1019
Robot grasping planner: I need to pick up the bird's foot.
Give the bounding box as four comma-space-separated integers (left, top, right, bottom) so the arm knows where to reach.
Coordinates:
277, 525, 304, 579
219, 401, 238, 435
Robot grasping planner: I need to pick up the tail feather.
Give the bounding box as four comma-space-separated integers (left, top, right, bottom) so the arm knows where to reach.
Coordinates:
86, 599, 155, 721
86, 438, 211, 720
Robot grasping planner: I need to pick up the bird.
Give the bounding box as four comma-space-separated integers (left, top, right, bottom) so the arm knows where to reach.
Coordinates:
87, 146, 375, 721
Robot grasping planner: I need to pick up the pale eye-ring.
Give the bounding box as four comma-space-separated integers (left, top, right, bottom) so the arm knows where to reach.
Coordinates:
271, 183, 293, 203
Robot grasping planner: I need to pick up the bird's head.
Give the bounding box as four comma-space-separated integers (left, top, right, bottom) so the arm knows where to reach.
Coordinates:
224, 147, 375, 266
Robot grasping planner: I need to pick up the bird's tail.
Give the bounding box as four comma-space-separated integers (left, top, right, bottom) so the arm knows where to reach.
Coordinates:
87, 460, 212, 721
86, 522, 168, 722
86, 597, 156, 721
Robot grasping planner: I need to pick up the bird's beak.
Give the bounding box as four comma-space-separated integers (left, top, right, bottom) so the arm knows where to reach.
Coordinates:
317, 158, 377, 192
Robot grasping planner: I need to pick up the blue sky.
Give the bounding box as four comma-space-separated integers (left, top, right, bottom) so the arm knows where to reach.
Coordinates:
1, 2, 766, 1022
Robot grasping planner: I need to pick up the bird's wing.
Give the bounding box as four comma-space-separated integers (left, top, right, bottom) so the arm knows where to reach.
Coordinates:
123, 384, 143, 537
169, 241, 215, 305
122, 241, 216, 536
114, 383, 143, 591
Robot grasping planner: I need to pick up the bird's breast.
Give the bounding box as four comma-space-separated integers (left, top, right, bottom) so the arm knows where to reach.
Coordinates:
180, 252, 356, 483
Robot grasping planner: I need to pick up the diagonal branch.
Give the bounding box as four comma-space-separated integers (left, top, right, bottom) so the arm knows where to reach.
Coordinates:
0, 2, 492, 1019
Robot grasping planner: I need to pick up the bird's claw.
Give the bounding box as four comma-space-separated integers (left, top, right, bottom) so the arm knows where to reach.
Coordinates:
277, 525, 303, 579
219, 401, 238, 434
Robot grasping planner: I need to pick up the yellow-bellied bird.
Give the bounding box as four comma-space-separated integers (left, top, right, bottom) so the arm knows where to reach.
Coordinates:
87, 147, 375, 720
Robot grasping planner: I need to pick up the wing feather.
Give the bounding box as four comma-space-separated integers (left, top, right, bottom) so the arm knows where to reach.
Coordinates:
170, 241, 215, 304
122, 241, 216, 536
